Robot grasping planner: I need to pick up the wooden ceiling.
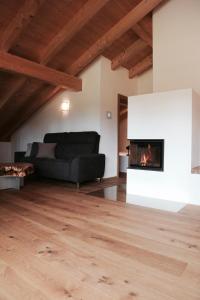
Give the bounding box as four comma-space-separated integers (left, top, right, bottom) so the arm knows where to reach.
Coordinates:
0, 0, 163, 141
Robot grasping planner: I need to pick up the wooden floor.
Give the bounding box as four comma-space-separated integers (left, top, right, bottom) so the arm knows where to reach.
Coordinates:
0, 179, 200, 300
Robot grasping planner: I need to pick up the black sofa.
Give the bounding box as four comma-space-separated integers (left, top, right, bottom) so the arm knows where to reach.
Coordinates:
15, 131, 105, 187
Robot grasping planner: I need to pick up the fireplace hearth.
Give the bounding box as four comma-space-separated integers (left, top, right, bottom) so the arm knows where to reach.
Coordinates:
129, 139, 164, 171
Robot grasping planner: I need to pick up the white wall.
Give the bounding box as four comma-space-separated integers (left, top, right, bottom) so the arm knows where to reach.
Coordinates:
99, 57, 137, 177
153, 0, 200, 95
12, 57, 138, 178
127, 89, 200, 205
136, 68, 153, 95
192, 90, 200, 168
0, 142, 12, 162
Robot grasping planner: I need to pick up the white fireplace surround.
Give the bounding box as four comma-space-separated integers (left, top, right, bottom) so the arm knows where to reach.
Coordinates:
127, 89, 200, 205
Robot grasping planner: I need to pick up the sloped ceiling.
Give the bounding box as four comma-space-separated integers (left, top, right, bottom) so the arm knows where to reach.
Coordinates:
0, 0, 162, 141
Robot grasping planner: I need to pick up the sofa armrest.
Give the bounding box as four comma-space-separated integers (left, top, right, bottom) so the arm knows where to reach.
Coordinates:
15, 151, 26, 162
70, 153, 105, 183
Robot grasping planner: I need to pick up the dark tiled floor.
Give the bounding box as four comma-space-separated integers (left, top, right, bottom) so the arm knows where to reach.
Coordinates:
87, 184, 126, 202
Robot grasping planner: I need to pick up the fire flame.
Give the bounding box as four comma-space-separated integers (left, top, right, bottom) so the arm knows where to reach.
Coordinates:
140, 144, 152, 166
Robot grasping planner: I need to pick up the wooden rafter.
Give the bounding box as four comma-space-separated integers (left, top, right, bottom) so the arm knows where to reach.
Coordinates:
67, 0, 163, 75
111, 39, 147, 70
129, 54, 152, 78
0, 51, 82, 91
0, 0, 44, 51
39, 0, 110, 64
132, 24, 152, 47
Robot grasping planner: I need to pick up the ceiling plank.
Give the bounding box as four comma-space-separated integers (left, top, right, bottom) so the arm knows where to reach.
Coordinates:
67, 0, 163, 75
0, 0, 44, 51
0, 51, 82, 91
0, 76, 26, 110
129, 54, 152, 78
1, 85, 61, 141
140, 14, 153, 35
0, 79, 43, 124
39, 0, 110, 64
111, 39, 147, 70
132, 24, 152, 47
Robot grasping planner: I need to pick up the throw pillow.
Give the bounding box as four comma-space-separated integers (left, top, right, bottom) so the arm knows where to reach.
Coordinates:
36, 143, 56, 159
25, 143, 32, 157
30, 142, 39, 157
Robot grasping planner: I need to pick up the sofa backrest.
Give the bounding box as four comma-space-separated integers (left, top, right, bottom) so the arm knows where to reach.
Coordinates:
43, 132, 68, 144
43, 131, 100, 154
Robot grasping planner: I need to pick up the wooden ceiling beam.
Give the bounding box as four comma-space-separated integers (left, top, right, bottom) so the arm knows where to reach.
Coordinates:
111, 39, 147, 70
67, 0, 163, 76
129, 54, 152, 78
132, 24, 152, 47
40, 0, 109, 64
0, 51, 82, 91
0, 0, 44, 51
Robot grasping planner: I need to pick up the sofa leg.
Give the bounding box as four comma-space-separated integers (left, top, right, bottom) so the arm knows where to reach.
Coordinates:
99, 178, 103, 183
76, 182, 80, 189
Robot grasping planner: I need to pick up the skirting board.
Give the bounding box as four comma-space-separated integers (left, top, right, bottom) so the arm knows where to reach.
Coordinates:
127, 194, 186, 213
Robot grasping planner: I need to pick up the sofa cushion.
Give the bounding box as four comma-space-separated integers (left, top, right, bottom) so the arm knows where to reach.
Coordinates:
55, 143, 94, 159
34, 158, 70, 180
67, 132, 100, 153
36, 143, 56, 159
43, 132, 68, 143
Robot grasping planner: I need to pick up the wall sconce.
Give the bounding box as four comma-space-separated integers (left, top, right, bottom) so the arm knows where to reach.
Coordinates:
106, 111, 112, 119
61, 99, 70, 114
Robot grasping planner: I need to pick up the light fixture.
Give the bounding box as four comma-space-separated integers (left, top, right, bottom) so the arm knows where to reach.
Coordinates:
61, 99, 70, 114
106, 111, 112, 119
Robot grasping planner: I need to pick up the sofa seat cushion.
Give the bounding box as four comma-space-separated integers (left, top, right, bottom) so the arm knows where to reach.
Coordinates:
55, 143, 94, 159
34, 158, 70, 180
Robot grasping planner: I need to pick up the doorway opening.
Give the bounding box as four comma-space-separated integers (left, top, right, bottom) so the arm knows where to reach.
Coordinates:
117, 94, 128, 178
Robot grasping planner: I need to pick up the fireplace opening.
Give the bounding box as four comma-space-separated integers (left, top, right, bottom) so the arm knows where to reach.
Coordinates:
129, 139, 164, 171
